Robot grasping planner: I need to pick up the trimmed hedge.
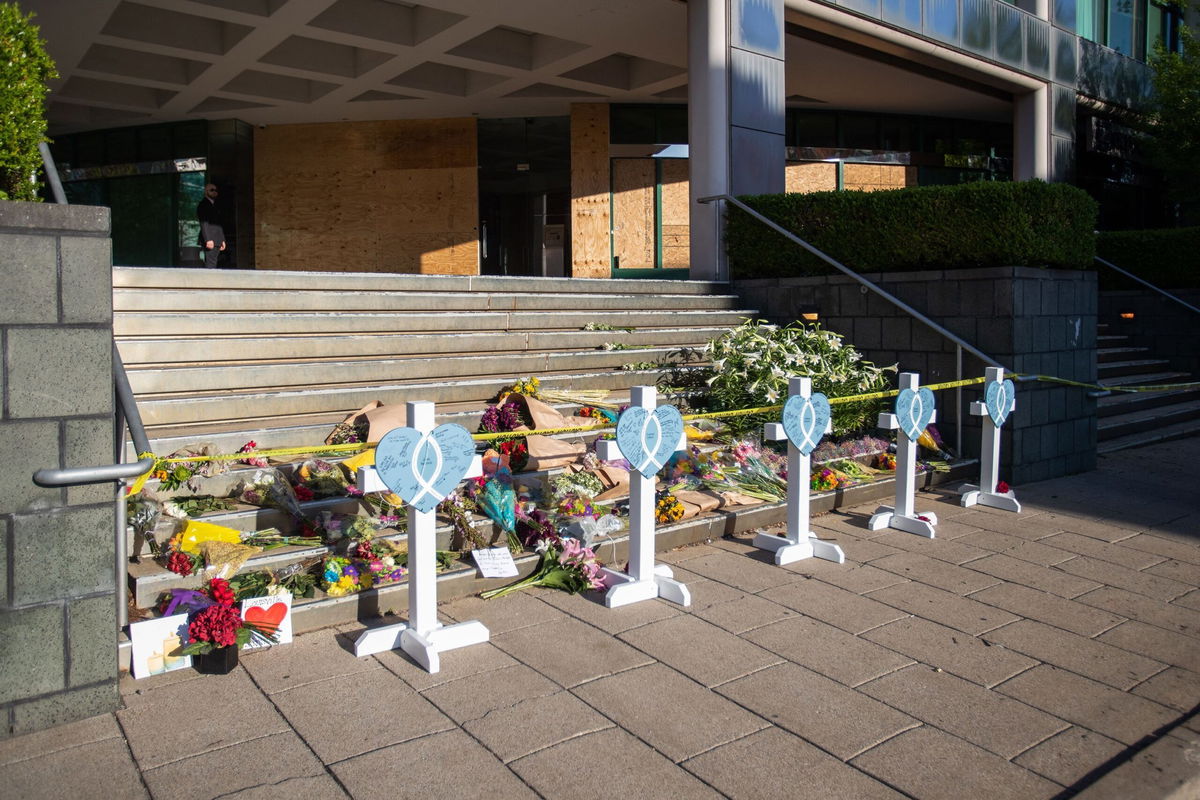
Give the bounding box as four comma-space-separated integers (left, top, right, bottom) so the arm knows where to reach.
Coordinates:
0, 3, 56, 201
1096, 226, 1200, 289
726, 180, 1098, 278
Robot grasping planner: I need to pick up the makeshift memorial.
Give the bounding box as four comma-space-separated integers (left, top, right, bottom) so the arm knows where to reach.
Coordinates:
872, 452, 897, 470
438, 490, 490, 551
321, 556, 372, 596
473, 472, 521, 552
594, 385, 691, 608
237, 469, 305, 519
481, 537, 605, 599
353, 400, 488, 672
240, 591, 294, 651
655, 494, 685, 525
754, 376, 846, 565
869, 372, 939, 537
295, 459, 349, 498
959, 367, 1022, 512
236, 440, 269, 468
178, 578, 279, 674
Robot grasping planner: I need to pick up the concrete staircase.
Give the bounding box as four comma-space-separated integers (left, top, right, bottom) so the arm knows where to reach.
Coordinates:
1096, 322, 1200, 453
115, 267, 752, 455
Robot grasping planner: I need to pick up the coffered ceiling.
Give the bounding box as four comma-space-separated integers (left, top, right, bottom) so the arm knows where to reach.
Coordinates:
25, 0, 1011, 136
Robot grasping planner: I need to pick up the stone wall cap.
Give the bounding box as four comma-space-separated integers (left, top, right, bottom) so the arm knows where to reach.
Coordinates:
0, 201, 110, 234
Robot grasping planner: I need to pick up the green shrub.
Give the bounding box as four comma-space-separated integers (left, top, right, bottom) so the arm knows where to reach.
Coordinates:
1096, 227, 1200, 289
726, 180, 1098, 278
0, 3, 56, 201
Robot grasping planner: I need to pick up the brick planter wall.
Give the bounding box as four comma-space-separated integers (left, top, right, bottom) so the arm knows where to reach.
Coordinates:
0, 202, 119, 737
1099, 289, 1200, 378
734, 267, 1098, 484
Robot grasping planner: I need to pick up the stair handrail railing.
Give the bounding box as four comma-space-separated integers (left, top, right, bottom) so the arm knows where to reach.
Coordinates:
33, 145, 150, 629
1093, 255, 1200, 316
699, 193, 1013, 457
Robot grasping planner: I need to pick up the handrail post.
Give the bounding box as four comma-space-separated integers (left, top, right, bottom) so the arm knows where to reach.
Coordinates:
955, 344, 963, 456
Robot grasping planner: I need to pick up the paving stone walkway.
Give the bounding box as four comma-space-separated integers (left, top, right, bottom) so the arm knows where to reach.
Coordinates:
3, 438, 1199, 799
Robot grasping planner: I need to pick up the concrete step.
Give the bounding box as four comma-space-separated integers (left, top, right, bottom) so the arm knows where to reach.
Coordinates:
118, 327, 729, 366
1097, 384, 1200, 418
1098, 415, 1200, 454
115, 309, 756, 337
113, 266, 729, 296
1097, 398, 1200, 442
134, 367, 682, 430
127, 347, 689, 395
1097, 346, 1151, 364
1099, 371, 1193, 388
1097, 358, 1173, 379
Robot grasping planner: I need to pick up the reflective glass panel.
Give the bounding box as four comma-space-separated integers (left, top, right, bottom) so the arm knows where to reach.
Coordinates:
962, 0, 994, 54
840, 0, 884, 18
883, 0, 922, 31
924, 0, 960, 43
1053, 0, 1077, 33
1025, 16, 1051, 76
995, 3, 1024, 65
1107, 0, 1143, 58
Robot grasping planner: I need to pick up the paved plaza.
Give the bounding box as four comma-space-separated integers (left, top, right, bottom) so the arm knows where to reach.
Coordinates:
3, 438, 1199, 799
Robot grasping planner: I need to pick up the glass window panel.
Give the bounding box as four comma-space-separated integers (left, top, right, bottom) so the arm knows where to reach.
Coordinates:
1054, 28, 1078, 83
75, 132, 105, 168
883, 0, 922, 31
656, 106, 688, 144
839, 0, 883, 18
839, 114, 879, 149
793, 111, 838, 148
879, 118, 913, 151
1053, 84, 1075, 135
611, 105, 657, 144
1025, 16, 1051, 76
924, 0, 960, 43
138, 126, 172, 162
105, 129, 136, 165
1107, 0, 1143, 58
1054, 0, 1077, 33
995, 3, 1024, 65
962, 0, 993, 54
1076, 0, 1104, 41
172, 121, 207, 160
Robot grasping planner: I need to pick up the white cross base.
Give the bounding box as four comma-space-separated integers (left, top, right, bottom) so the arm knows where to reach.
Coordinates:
593, 386, 690, 608
959, 367, 1022, 513
352, 400, 489, 672
753, 377, 844, 566
868, 373, 938, 538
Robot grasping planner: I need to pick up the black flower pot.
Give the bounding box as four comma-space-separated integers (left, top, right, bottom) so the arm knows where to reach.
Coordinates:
194, 645, 239, 675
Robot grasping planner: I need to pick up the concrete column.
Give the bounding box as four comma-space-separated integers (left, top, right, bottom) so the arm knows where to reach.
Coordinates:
688, 0, 786, 280
1014, 85, 1050, 181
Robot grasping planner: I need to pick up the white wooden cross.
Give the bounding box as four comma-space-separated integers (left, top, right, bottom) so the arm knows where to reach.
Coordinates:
594, 386, 691, 608
754, 376, 845, 565
959, 366, 1021, 513
868, 372, 938, 537
352, 400, 489, 672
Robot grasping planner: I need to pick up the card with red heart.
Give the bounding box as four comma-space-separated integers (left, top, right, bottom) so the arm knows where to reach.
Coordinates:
240, 591, 293, 649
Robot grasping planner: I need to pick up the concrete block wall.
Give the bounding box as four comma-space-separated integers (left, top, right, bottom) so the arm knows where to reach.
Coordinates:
1099, 289, 1200, 378
734, 267, 1098, 484
0, 202, 119, 737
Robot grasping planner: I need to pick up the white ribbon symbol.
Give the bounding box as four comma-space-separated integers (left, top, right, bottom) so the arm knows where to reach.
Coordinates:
636, 411, 663, 476
409, 431, 444, 509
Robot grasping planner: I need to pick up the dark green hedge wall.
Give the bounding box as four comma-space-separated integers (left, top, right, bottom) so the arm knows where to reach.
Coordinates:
726, 180, 1098, 278
1096, 227, 1200, 289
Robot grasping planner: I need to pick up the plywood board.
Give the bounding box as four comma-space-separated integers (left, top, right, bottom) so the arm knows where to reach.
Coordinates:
660, 158, 690, 268
612, 158, 655, 270
570, 103, 610, 278
255, 119, 478, 274
785, 162, 837, 193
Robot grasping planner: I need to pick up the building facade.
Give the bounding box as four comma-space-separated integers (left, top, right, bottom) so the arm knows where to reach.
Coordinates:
28, 0, 1188, 278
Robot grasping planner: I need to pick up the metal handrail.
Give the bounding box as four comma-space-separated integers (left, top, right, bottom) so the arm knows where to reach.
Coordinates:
1094, 255, 1200, 316
698, 193, 1009, 372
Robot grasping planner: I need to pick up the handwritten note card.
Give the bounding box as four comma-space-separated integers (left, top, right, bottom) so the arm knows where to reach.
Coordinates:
472, 547, 519, 578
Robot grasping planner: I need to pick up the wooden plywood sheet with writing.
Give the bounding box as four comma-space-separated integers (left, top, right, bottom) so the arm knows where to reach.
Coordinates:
785, 162, 837, 193
612, 158, 655, 270
660, 158, 690, 269
570, 104, 610, 278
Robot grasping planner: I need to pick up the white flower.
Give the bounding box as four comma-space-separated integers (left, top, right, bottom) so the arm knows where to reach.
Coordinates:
764, 387, 780, 403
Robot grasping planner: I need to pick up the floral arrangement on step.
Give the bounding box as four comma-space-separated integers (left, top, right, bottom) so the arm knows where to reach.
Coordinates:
162, 578, 278, 655
480, 537, 605, 600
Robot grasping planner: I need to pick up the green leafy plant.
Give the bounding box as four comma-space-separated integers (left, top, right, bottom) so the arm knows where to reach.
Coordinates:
1147, 18, 1200, 222
700, 320, 894, 436
0, 3, 57, 201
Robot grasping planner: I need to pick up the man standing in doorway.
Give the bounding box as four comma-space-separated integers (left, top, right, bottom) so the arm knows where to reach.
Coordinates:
197, 182, 226, 268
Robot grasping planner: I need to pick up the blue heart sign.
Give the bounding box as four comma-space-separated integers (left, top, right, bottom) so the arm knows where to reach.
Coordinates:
984, 378, 1016, 428
616, 405, 684, 478
374, 424, 476, 513
895, 387, 936, 442
781, 392, 831, 456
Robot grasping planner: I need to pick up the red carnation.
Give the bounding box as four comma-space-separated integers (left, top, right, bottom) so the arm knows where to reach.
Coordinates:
996, 481, 1010, 494
188, 604, 242, 648
293, 485, 315, 502
166, 551, 194, 576
209, 577, 236, 607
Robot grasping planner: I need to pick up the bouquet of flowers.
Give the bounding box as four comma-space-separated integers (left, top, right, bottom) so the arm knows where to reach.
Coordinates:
294, 459, 349, 498
179, 578, 278, 654
480, 538, 605, 599
237, 469, 304, 519
236, 440, 269, 468
321, 556, 373, 597
655, 494, 686, 525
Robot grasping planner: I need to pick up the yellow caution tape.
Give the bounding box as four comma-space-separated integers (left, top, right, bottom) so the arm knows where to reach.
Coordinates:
139, 372, 1195, 472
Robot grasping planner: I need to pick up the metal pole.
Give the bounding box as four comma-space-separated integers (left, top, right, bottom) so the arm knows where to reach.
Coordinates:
39, 141, 66, 204
955, 344, 963, 456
